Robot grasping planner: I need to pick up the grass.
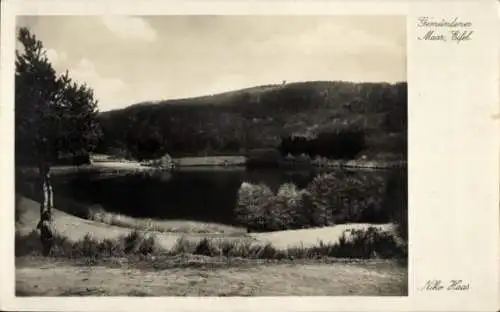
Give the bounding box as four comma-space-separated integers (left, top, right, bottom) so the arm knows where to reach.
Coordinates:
16, 226, 407, 262
16, 256, 407, 296
15, 229, 160, 259
85, 205, 247, 235
15, 223, 407, 296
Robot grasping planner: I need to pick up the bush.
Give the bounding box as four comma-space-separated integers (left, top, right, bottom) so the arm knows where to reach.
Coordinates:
123, 230, 158, 255
194, 227, 406, 260
71, 233, 100, 258
330, 227, 406, 259
15, 229, 160, 258
194, 238, 220, 257
306, 171, 388, 225
142, 153, 175, 170
235, 181, 306, 232
235, 182, 274, 231
220, 239, 254, 258
234, 170, 396, 232
15, 230, 44, 256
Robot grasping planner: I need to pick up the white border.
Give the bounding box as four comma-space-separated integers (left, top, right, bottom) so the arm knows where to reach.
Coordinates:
1, 1, 499, 311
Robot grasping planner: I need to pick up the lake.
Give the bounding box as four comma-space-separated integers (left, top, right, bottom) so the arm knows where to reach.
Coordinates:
43, 166, 406, 227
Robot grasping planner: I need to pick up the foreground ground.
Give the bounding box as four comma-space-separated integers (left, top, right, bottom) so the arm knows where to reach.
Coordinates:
16, 256, 407, 296
15, 194, 405, 296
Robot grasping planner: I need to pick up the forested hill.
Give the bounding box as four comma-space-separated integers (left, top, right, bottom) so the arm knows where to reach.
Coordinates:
96, 81, 407, 161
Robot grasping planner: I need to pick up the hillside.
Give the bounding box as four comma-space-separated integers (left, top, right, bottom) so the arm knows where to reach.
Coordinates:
96, 81, 407, 161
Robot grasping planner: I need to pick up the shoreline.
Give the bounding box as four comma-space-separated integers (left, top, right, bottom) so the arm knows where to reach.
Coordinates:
16, 156, 407, 176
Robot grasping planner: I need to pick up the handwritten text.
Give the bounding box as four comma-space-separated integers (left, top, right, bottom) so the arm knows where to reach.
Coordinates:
417, 17, 474, 43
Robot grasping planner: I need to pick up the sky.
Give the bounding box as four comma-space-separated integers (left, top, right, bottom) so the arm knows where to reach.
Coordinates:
16, 15, 406, 112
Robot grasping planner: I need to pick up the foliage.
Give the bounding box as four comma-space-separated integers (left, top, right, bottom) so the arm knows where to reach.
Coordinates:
15, 27, 102, 167
235, 170, 395, 232
234, 182, 274, 231
306, 171, 388, 225
279, 130, 366, 159
96, 81, 407, 161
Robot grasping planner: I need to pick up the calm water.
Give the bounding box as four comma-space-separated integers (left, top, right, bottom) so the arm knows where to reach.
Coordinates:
47, 167, 405, 226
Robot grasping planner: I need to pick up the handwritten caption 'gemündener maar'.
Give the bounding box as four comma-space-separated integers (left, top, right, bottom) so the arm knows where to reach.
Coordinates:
417, 17, 473, 43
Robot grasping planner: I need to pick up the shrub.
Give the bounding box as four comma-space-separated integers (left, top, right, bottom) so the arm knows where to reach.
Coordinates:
171, 235, 198, 254
234, 170, 401, 232
331, 227, 406, 259
306, 171, 388, 225
235, 182, 274, 231
220, 239, 253, 258
235, 181, 308, 231
15, 230, 42, 256
15, 227, 406, 261
98, 238, 125, 257
123, 230, 158, 255
194, 238, 220, 257
71, 233, 101, 258
253, 243, 287, 260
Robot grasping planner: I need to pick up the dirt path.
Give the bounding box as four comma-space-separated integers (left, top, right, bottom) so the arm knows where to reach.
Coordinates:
16, 257, 407, 296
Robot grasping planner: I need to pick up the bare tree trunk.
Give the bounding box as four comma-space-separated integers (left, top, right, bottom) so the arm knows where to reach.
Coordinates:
38, 162, 53, 217
37, 161, 55, 256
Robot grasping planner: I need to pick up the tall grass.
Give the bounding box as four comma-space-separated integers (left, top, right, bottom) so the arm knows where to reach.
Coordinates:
16, 226, 406, 261
85, 205, 245, 235
15, 229, 159, 259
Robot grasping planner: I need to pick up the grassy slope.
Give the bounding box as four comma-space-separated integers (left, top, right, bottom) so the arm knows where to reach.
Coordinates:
16, 196, 250, 249
15, 196, 405, 296
16, 196, 392, 248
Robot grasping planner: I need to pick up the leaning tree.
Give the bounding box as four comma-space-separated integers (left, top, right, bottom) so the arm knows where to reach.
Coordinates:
15, 27, 102, 255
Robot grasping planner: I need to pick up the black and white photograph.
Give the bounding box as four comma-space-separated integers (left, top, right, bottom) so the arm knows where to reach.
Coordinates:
13, 15, 408, 296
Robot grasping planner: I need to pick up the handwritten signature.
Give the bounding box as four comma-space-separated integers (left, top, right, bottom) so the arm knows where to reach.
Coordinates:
418, 279, 470, 291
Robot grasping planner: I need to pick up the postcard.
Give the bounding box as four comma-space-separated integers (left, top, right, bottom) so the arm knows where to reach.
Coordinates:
0, 0, 498, 311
